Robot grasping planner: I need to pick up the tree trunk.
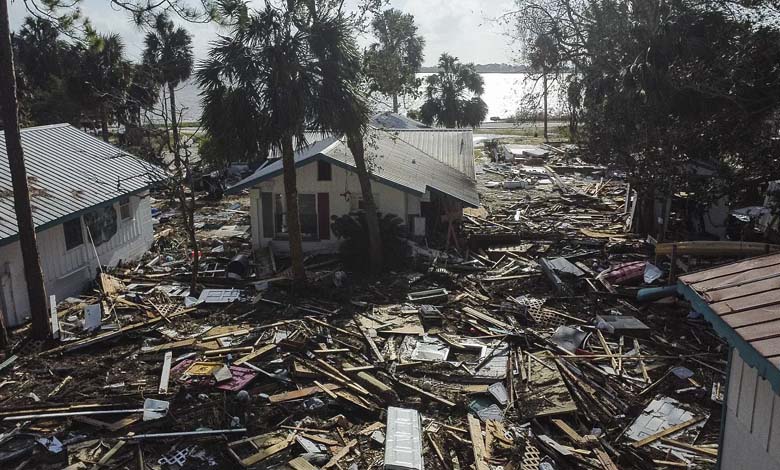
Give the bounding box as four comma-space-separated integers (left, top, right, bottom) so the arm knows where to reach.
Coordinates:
100, 104, 109, 142
543, 72, 548, 142
168, 83, 199, 294
0, 0, 49, 340
281, 135, 306, 282
346, 131, 383, 276
392, 93, 399, 114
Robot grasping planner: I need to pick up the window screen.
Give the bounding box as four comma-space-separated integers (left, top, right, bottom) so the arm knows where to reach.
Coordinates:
63, 218, 84, 250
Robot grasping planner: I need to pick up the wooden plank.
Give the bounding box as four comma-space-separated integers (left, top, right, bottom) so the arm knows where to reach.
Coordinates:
462, 306, 512, 330
356, 371, 393, 395
551, 419, 585, 445
657, 241, 780, 258
322, 439, 357, 469
722, 306, 780, 329
314, 380, 339, 399
158, 351, 172, 395
593, 448, 619, 470
631, 417, 705, 448
288, 457, 318, 470
268, 383, 341, 403
753, 337, 780, 358
698, 270, 780, 299
736, 318, 780, 341
467, 414, 489, 470
230, 433, 296, 467
355, 320, 384, 363
396, 381, 456, 407
680, 253, 780, 284
49, 295, 60, 340
234, 344, 276, 366
143, 338, 197, 354
89, 440, 126, 470
711, 289, 780, 315
659, 438, 718, 457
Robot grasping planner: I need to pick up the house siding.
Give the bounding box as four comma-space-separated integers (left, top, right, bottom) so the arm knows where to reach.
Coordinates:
249, 160, 421, 253
721, 348, 780, 470
0, 191, 153, 327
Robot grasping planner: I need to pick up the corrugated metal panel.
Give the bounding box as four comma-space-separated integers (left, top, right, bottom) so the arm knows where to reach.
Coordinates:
385, 407, 423, 470
0, 124, 162, 242
389, 129, 475, 179
229, 132, 479, 207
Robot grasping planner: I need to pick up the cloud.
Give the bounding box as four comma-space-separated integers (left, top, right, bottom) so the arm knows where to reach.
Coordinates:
10, 0, 518, 65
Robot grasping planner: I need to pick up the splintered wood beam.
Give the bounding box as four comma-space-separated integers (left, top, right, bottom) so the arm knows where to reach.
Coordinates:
631, 417, 705, 448
467, 414, 489, 470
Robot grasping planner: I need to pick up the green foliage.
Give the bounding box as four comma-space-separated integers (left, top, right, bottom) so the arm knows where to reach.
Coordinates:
364, 8, 425, 112
513, 0, 780, 218
418, 53, 488, 128
331, 211, 409, 271
142, 13, 194, 90
197, 0, 370, 162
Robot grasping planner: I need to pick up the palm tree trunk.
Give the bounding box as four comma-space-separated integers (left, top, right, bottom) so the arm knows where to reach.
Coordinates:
543, 72, 548, 142
281, 135, 305, 281
0, 0, 49, 340
168, 82, 199, 294
392, 93, 399, 114
347, 131, 382, 276
100, 104, 109, 142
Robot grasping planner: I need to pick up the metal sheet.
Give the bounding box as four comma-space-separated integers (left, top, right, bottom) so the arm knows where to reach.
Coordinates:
384, 407, 423, 470
0, 124, 163, 242
198, 288, 242, 304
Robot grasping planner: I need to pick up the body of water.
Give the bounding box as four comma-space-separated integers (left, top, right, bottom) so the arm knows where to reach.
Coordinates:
173, 72, 566, 124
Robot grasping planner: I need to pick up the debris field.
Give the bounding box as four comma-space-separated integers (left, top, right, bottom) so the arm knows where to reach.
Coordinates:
0, 144, 741, 469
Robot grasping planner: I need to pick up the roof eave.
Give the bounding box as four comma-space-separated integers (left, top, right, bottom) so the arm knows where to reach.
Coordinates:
678, 281, 780, 393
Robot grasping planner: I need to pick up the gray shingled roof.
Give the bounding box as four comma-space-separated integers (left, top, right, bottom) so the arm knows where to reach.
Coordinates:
228, 131, 479, 207
0, 124, 163, 243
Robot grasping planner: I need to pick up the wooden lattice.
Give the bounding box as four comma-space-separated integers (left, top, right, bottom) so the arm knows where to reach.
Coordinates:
521, 443, 541, 470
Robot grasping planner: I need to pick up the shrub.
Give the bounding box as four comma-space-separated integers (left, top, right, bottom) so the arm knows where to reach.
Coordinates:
331, 211, 410, 271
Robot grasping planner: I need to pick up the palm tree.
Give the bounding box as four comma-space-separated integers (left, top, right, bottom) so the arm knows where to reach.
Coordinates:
74, 32, 131, 141
307, 3, 382, 274
199, 0, 382, 280
419, 53, 488, 128
142, 13, 198, 292
528, 33, 560, 141
364, 9, 425, 113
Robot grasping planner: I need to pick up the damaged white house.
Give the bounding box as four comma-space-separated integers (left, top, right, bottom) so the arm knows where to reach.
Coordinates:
0, 124, 160, 327
228, 114, 479, 253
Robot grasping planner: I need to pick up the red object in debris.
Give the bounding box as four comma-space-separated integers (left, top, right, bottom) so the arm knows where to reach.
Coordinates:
599, 261, 646, 285
171, 359, 258, 391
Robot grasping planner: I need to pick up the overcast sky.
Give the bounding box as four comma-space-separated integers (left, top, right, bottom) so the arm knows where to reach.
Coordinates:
9, 0, 519, 65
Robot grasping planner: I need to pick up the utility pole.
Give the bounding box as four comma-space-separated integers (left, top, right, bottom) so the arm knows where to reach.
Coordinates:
0, 0, 51, 339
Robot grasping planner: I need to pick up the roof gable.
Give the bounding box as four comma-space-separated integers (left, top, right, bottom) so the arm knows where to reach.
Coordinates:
228, 130, 478, 207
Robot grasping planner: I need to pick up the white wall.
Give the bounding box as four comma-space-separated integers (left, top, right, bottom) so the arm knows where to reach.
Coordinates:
0, 191, 154, 327
249, 161, 421, 253
721, 348, 780, 470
